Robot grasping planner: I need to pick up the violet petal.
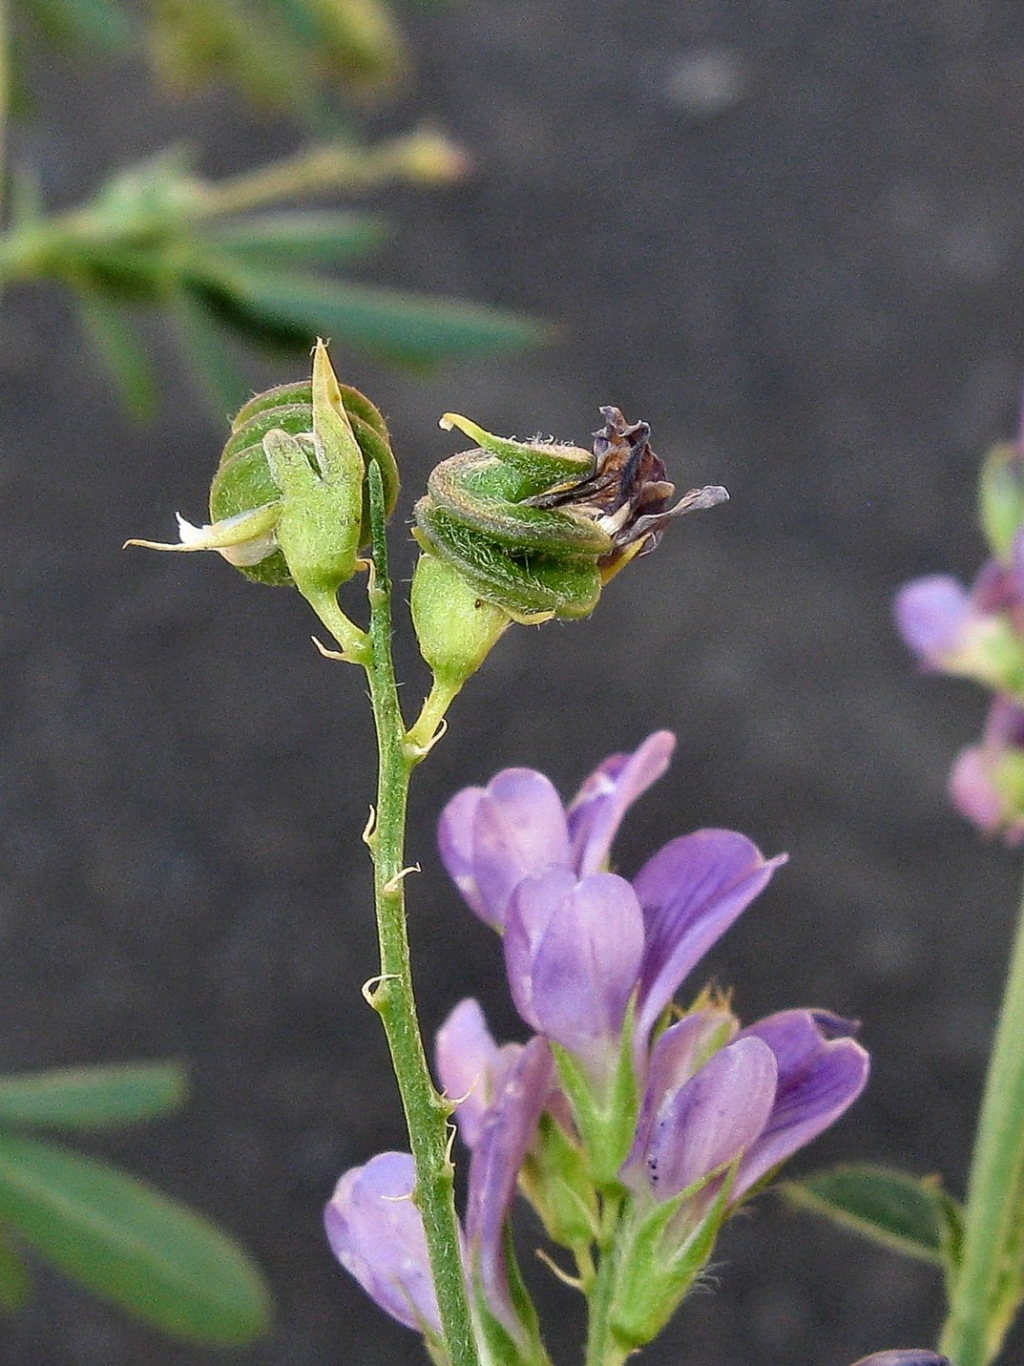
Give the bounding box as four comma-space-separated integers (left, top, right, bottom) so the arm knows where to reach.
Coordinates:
849, 1354, 949, 1366
631, 1036, 778, 1201
622, 1008, 738, 1185
466, 1036, 554, 1335
893, 575, 971, 666
324, 1152, 444, 1334
633, 830, 787, 1046
504, 869, 645, 1067
735, 1009, 870, 1194
567, 731, 676, 875
435, 999, 522, 1150
439, 769, 572, 929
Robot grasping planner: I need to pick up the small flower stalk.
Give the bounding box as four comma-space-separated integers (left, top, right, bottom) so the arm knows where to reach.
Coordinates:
326, 735, 869, 1364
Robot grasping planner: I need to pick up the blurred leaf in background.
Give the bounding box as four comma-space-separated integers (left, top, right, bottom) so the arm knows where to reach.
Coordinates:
0, 1062, 272, 1344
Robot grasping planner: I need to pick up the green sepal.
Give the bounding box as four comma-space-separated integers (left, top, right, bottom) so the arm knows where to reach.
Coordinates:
411, 552, 510, 690
0, 1062, 187, 1131
608, 1177, 732, 1351
0, 1128, 272, 1343
472, 1225, 553, 1366
207, 344, 398, 588
551, 1011, 640, 1188
438, 413, 594, 486
519, 1112, 599, 1257
426, 456, 611, 554
980, 442, 1024, 561
780, 1163, 956, 1267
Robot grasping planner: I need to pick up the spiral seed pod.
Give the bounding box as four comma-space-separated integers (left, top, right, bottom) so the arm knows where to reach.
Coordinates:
212, 373, 400, 586
413, 408, 728, 622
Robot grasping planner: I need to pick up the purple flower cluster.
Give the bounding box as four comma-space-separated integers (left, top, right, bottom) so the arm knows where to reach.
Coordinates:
326, 734, 869, 1355
895, 461, 1024, 843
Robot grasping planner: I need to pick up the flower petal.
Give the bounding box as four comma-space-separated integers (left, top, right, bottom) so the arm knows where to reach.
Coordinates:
438, 769, 572, 929
504, 869, 644, 1070
849, 1354, 949, 1366
633, 830, 787, 1046
893, 575, 972, 666
437, 788, 488, 918
567, 731, 676, 875
622, 1008, 738, 1185
324, 1152, 445, 1334
466, 1036, 554, 1336
435, 999, 522, 1150
626, 1036, 777, 1201
735, 1009, 870, 1194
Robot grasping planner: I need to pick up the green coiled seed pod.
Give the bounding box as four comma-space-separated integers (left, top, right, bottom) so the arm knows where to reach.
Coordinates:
413, 409, 728, 622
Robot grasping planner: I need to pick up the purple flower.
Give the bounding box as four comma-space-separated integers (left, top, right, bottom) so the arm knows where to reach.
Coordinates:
437, 731, 675, 929
465, 1036, 554, 1337
848, 1355, 949, 1366
324, 1152, 447, 1334
503, 869, 645, 1076
632, 830, 788, 1050
441, 736, 787, 1075
894, 574, 975, 668
621, 1026, 778, 1202
948, 695, 1024, 845
894, 559, 1024, 693
621, 1008, 868, 1209
566, 731, 676, 875
435, 998, 524, 1149
734, 1009, 870, 1194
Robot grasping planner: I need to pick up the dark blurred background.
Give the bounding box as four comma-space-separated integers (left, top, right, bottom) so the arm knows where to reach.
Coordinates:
4, 1, 1024, 1362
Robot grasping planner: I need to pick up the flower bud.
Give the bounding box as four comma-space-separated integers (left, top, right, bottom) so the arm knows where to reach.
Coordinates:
127, 342, 399, 598
980, 440, 1024, 561
949, 696, 1024, 844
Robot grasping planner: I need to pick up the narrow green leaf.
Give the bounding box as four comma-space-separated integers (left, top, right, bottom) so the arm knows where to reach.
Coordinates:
0, 1063, 187, 1132
74, 292, 159, 419
781, 1164, 954, 1266
189, 262, 551, 364
206, 212, 388, 266
0, 1222, 32, 1312
0, 1130, 272, 1344
170, 289, 254, 420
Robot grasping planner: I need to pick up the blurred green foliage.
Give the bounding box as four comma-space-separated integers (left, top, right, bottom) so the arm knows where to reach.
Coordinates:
1, 0, 548, 416
0, 1062, 271, 1343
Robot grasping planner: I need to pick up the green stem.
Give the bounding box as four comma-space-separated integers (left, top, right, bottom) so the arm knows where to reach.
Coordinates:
356, 462, 480, 1366
584, 1194, 628, 1366
0, 0, 9, 226
940, 863, 1024, 1366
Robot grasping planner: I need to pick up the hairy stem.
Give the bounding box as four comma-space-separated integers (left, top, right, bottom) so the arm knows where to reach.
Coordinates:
357, 461, 479, 1366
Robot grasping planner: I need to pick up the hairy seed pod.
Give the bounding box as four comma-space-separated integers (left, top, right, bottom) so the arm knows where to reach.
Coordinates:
413, 409, 728, 622
211, 377, 400, 586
